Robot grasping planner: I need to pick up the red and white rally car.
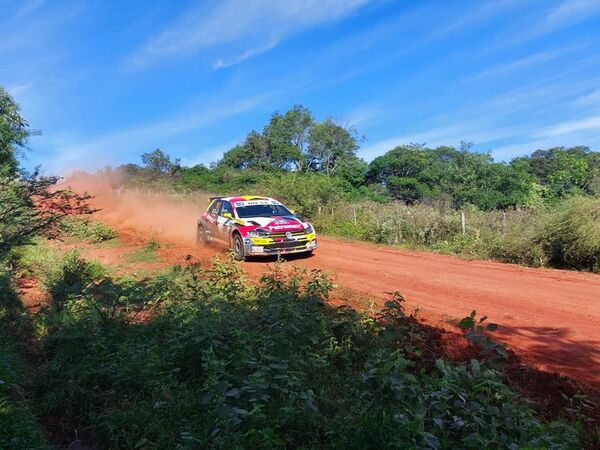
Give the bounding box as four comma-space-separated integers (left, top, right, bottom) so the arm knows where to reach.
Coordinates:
197, 196, 317, 260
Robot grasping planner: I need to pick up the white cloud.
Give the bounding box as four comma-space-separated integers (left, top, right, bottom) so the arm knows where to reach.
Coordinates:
36, 94, 269, 173
345, 104, 388, 128
535, 115, 600, 138
573, 88, 600, 106
467, 45, 581, 81
212, 38, 280, 70
544, 0, 600, 28
13, 0, 46, 20
517, 0, 600, 42
130, 0, 370, 68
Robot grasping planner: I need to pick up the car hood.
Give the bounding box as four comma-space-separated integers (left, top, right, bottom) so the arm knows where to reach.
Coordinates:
241, 216, 307, 232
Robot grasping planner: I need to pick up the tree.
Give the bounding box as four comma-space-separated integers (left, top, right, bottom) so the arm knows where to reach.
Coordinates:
512, 147, 598, 199
386, 176, 429, 204
366, 144, 429, 184
0, 87, 34, 176
0, 174, 93, 258
264, 105, 313, 171
219, 144, 253, 170
307, 119, 359, 175
141, 149, 181, 176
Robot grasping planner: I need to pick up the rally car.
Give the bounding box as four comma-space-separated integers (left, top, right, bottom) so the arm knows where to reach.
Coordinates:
197, 196, 317, 260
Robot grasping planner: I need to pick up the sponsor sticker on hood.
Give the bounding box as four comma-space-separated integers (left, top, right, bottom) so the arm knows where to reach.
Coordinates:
265, 217, 304, 232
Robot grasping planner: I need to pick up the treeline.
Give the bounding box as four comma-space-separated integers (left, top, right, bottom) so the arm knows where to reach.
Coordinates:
111, 104, 600, 211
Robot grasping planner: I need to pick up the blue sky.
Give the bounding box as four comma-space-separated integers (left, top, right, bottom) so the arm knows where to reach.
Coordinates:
2, 0, 600, 173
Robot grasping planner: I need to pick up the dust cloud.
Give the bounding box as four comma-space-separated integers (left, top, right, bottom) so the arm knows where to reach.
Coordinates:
60, 171, 212, 245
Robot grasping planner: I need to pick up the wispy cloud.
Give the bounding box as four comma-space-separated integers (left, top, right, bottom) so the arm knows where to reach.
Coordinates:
345, 104, 389, 128
535, 114, 600, 138
37, 94, 270, 173
212, 38, 280, 70
544, 0, 600, 29
517, 0, 600, 42
573, 88, 600, 107
467, 44, 584, 81
13, 0, 46, 20
130, 0, 370, 68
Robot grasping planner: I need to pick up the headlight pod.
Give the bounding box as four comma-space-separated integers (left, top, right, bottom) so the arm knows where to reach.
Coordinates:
248, 228, 271, 238
304, 225, 314, 234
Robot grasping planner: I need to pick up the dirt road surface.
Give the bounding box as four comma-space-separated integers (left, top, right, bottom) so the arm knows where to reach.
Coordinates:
65, 176, 600, 386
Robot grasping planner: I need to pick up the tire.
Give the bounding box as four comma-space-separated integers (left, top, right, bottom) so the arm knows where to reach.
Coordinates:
232, 233, 245, 261
196, 225, 208, 246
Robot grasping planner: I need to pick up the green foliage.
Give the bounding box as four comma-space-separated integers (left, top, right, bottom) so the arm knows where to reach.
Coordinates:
0, 87, 33, 176
458, 310, 508, 367
0, 175, 93, 259
125, 238, 161, 263
367, 144, 537, 209
218, 105, 360, 174
0, 266, 47, 449
60, 216, 118, 243
513, 146, 599, 199
30, 258, 580, 449
41, 250, 108, 308
141, 149, 181, 176
256, 172, 347, 217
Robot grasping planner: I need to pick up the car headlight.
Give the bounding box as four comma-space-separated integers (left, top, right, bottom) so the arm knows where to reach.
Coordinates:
304, 225, 314, 234
248, 228, 271, 238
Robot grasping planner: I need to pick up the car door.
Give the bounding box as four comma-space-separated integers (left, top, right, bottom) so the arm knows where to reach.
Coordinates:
206, 199, 222, 241
217, 201, 235, 240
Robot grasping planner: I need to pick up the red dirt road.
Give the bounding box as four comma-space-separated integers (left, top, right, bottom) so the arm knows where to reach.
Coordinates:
289, 238, 600, 386
66, 179, 600, 386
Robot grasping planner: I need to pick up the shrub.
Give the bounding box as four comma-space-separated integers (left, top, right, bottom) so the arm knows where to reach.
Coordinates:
0, 266, 47, 449
256, 172, 347, 217
40, 250, 108, 307
60, 216, 118, 243
35, 257, 581, 449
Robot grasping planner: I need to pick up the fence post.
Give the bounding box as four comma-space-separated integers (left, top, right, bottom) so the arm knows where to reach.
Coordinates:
353, 207, 357, 224
502, 210, 507, 236
461, 211, 466, 235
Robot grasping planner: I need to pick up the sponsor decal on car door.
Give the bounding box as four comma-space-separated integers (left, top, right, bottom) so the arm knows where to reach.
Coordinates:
217, 201, 235, 239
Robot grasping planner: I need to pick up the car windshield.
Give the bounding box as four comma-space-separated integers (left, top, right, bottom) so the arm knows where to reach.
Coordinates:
236, 204, 293, 218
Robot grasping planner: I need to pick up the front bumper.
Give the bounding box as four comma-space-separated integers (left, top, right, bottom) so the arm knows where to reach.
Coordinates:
243, 232, 317, 255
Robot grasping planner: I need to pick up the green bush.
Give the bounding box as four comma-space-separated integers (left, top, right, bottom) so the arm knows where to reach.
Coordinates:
39, 250, 108, 307
0, 266, 47, 449
256, 172, 347, 217
34, 258, 580, 449
60, 216, 118, 243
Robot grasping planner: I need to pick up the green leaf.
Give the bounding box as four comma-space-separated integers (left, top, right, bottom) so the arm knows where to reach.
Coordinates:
458, 317, 474, 329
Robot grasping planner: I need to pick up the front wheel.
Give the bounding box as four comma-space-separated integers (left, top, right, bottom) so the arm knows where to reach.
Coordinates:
232, 234, 246, 261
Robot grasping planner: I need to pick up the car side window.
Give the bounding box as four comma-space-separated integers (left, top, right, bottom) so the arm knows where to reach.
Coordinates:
220, 201, 233, 217
209, 200, 222, 216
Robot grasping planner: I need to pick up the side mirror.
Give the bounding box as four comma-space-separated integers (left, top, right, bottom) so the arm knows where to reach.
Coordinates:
223, 212, 233, 220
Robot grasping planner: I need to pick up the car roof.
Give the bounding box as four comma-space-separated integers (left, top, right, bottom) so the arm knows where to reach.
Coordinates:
213, 195, 277, 203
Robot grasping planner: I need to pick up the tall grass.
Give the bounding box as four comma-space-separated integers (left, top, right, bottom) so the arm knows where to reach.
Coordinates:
312, 197, 600, 271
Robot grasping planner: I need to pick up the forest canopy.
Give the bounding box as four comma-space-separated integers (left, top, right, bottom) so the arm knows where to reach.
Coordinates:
111, 105, 600, 211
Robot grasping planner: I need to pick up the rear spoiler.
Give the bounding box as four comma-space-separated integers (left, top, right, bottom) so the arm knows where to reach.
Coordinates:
209, 196, 223, 201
